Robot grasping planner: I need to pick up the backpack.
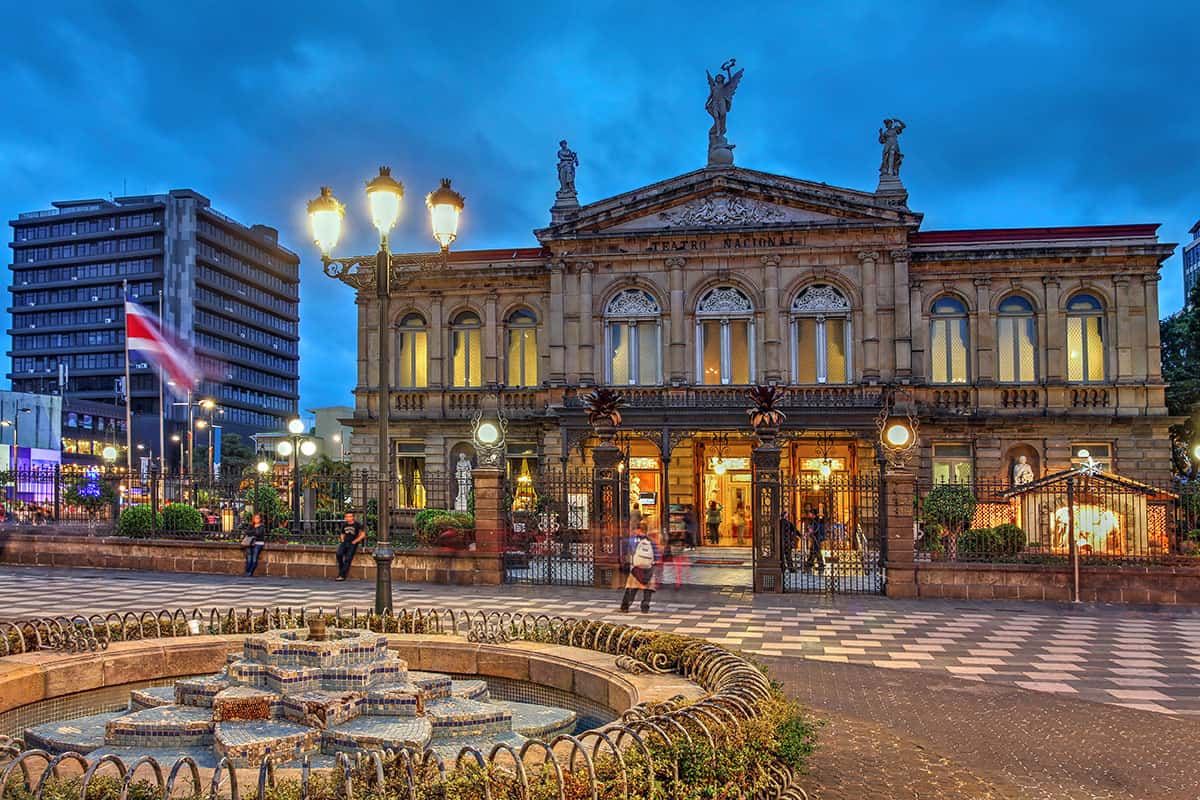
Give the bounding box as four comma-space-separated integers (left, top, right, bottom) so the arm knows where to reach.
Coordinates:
632, 537, 655, 568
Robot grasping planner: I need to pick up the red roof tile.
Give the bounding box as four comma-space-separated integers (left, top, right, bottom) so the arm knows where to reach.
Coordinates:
912, 224, 1159, 245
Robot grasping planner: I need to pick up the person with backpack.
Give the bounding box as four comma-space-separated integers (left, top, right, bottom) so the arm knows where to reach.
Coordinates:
620, 525, 659, 613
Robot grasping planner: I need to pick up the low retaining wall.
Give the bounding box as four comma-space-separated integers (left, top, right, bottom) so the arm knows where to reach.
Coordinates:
911, 561, 1200, 604
0, 532, 502, 585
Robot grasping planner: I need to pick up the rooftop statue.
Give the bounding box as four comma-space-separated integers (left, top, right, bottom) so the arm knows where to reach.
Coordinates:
705, 58, 744, 167
556, 140, 579, 194
878, 118, 906, 178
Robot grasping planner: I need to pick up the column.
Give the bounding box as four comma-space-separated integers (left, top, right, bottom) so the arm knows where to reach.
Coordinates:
667, 257, 687, 384
548, 261, 566, 385
882, 462, 917, 599
858, 251, 880, 381
751, 427, 782, 593
1145, 274, 1163, 380
564, 268, 579, 386
483, 290, 499, 386
578, 262, 596, 384
356, 296, 370, 406
429, 292, 445, 387
469, 465, 505, 584
1113, 275, 1133, 383
1042, 277, 1062, 382
761, 255, 783, 382
909, 280, 925, 382
891, 250, 912, 379
973, 277, 993, 384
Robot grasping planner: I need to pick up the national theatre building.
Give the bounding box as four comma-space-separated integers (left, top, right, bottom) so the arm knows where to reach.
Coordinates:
336, 81, 1174, 550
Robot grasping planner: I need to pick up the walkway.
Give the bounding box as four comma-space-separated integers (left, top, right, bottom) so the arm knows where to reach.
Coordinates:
1, 566, 1198, 718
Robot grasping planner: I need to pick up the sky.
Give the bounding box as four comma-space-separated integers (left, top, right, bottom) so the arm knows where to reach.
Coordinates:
2, 1, 1197, 410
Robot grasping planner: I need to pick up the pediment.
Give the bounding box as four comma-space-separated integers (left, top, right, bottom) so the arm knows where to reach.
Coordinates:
536, 166, 922, 241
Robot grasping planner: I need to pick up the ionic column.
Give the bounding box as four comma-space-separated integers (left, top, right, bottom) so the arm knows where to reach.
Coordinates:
483, 290, 499, 385
667, 257, 687, 384
1113, 275, 1133, 383
891, 250, 912, 379
578, 262, 596, 384
548, 261, 566, 385
974, 277, 993, 384
1145, 274, 1163, 380
761, 255, 783, 383
429, 292, 445, 387
858, 251, 880, 381
909, 280, 925, 381
1042, 277, 1062, 382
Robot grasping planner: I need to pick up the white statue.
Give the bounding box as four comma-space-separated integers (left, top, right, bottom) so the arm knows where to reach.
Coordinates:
454, 452, 473, 512
556, 140, 578, 194
1012, 455, 1034, 486
705, 58, 744, 165
878, 118, 906, 177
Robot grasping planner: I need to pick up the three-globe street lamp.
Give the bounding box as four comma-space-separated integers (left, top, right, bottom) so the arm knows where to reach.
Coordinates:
277, 418, 317, 536
308, 168, 464, 614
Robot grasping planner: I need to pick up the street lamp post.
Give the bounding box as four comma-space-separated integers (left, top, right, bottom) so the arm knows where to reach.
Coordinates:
277, 418, 316, 536
307, 169, 464, 614
1, 407, 33, 503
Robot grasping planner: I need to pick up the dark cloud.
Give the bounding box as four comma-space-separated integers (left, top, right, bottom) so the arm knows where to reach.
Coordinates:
3, 0, 1196, 408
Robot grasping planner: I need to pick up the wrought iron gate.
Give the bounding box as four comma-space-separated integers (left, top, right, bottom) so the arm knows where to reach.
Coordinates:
782, 475, 884, 594
502, 468, 595, 586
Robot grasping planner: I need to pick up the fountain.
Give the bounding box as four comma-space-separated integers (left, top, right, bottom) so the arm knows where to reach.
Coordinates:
23, 622, 578, 767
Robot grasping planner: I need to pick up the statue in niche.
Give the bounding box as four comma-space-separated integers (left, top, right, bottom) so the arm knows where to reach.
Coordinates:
878, 118, 906, 177
556, 140, 578, 194
454, 452, 473, 512
1012, 455, 1034, 486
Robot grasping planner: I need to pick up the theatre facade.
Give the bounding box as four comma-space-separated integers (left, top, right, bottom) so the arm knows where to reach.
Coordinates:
339, 155, 1174, 559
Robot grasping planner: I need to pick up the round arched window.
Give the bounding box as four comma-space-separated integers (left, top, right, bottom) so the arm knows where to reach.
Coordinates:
930, 296, 968, 384
696, 286, 754, 385
1066, 293, 1105, 382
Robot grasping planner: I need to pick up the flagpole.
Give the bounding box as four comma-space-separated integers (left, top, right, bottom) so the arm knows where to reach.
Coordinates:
157, 291, 166, 476
122, 281, 133, 476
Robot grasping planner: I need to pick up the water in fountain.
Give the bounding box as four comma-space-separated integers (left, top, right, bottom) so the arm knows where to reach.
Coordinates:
24, 627, 578, 767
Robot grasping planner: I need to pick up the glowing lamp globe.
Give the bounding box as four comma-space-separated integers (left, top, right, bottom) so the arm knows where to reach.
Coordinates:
276, 441, 294, 457
255, 460, 270, 474
307, 186, 344, 255
101, 446, 117, 462
819, 461, 833, 479
1193, 444, 1200, 461
884, 422, 912, 449
1076, 448, 1090, 459
426, 178, 465, 250
299, 440, 317, 457
366, 166, 404, 234
714, 459, 727, 476
287, 418, 305, 435
476, 421, 500, 445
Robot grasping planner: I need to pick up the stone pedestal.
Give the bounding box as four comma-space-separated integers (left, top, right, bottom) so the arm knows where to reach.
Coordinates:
471, 466, 504, 556
550, 191, 580, 224
875, 175, 908, 207
751, 428, 783, 593
707, 135, 735, 167
591, 431, 625, 589
883, 467, 918, 598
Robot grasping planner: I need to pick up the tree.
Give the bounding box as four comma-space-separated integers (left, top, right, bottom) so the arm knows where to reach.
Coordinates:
1161, 283, 1200, 477
219, 433, 255, 477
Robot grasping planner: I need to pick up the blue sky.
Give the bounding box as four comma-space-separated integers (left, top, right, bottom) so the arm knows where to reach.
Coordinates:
3, 1, 1196, 409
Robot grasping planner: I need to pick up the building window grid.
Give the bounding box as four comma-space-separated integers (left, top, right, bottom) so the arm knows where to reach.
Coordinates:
395, 314, 428, 389
195, 287, 298, 337
790, 284, 852, 385
996, 295, 1038, 384
932, 443, 974, 485
1066, 293, 1106, 383
930, 296, 970, 385
450, 312, 482, 388
505, 310, 539, 388
695, 287, 754, 386
603, 290, 662, 386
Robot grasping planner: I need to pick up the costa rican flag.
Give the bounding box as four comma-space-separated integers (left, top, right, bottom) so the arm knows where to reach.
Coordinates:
125, 300, 201, 394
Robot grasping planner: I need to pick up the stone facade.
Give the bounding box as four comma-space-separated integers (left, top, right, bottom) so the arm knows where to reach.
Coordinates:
336, 164, 1176, 513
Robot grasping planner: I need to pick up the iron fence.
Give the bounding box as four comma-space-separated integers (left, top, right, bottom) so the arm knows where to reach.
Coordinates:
503, 467, 596, 585
917, 475, 1200, 565
781, 474, 883, 594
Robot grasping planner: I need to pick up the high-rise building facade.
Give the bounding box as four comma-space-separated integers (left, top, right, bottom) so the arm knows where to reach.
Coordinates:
1183, 218, 1200, 304
7, 190, 299, 454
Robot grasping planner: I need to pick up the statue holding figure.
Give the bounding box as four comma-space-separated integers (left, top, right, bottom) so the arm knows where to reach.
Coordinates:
1012, 455, 1034, 486
556, 140, 578, 195
878, 118, 906, 178
704, 58, 744, 166
454, 452, 473, 512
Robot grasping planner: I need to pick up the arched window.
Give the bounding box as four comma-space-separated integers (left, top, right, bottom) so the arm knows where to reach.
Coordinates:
790, 284, 851, 384
996, 295, 1036, 383
604, 289, 661, 385
1066, 293, 1105, 382
395, 313, 427, 388
696, 286, 754, 385
450, 311, 482, 387
506, 309, 538, 387
930, 295, 969, 384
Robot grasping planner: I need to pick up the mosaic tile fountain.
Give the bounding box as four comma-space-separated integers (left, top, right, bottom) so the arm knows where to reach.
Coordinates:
24, 623, 578, 768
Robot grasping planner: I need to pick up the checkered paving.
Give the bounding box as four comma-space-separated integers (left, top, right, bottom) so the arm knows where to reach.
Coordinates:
2, 566, 1198, 717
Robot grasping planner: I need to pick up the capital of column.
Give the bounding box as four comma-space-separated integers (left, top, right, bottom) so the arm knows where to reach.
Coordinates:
571, 260, 596, 275
973, 276, 992, 288
889, 249, 909, 263
1142, 273, 1161, 285
664, 256, 686, 269
548, 259, 566, 273
857, 250, 880, 264
760, 254, 781, 267
1042, 276, 1060, 288
1112, 275, 1131, 288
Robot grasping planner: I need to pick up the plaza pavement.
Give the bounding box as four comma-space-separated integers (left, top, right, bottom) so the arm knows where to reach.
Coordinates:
1, 565, 1198, 719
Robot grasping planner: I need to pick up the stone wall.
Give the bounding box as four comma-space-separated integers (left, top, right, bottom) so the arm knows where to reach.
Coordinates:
913, 562, 1200, 605
0, 533, 503, 586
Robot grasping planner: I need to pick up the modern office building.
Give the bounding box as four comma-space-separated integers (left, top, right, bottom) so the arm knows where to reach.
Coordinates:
7, 190, 300, 464
1184, 218, 1200, 304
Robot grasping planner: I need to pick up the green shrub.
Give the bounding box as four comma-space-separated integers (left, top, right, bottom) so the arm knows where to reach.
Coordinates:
957, 527, 1001, 555
1186, 529, 1200, 543
161, 502, 203, 533
918, 522, 945, 552
412, 508, 445, 536
922, 484, 977, 533
116, 504, 160, 538
993, 522, 1026, 554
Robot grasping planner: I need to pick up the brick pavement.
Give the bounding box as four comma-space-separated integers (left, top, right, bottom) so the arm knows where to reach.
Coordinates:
1, 566, 1199, 719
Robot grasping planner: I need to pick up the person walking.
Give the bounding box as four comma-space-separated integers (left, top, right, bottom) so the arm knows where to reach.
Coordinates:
705, 500, 722, 545
780, 510, 799, 573
682, 504, 699, 550
803, 508, 826, 574
732, 501, 747, 546
665, 520, 690, 589
241, 513, 267, 577
335, 511, 366, 581
619, 525, 659, 613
